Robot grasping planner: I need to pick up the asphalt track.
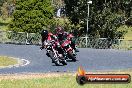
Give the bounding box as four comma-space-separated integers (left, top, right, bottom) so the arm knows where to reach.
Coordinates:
0, 44, 132, 74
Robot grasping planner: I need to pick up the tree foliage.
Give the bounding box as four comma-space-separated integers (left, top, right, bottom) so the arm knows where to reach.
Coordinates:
52, 0, 64, 8
0, 0, 5, 15
64, 0, 132, 38
0, 0, 16, 18
9, 0, 54, 33
1, 2, 8, 19
0, 0, 5, 7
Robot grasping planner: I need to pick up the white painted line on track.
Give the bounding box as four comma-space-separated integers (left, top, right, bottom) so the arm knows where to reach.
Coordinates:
21, 59, 30, 67
0, 57, 30, 69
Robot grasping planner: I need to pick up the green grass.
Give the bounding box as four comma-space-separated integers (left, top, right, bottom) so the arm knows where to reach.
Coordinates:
118, 25, 132, 40
124, 30, 132, 40
0, 73, 132, 88
0, 56, 18, 66
116, 25, 132, 50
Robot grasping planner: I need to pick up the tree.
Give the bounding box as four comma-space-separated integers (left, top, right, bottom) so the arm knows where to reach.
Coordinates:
0, 0, 15, 17
52, 0, 64, 8
1, 2, 8, 19
0, 0, 5, 16
64, 0, 131, 38
0, 0, 5, 7
9, 0, 54, 33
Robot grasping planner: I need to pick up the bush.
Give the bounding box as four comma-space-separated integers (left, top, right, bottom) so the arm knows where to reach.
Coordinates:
9, 0, 55, 33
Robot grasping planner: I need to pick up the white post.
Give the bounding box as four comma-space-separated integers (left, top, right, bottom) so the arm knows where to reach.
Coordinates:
26, 33, 29, 45
86, 1, 92, 48
87, 4, 89, 33
86, 4, 90, 47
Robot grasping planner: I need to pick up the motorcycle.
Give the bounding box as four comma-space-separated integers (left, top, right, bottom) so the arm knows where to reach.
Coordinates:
43, 40, 67, 66
61, 39, 77, 62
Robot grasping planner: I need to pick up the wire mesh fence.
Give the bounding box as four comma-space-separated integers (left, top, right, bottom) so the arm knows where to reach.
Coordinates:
76, 37, 132, 49
0, 31, 132, 50
0, 31, 41, 45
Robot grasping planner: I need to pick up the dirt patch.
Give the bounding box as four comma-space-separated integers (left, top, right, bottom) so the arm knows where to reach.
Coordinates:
0, 73, 74, 80
0, 71, 131, 80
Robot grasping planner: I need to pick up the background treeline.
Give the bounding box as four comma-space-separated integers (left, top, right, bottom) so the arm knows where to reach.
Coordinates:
0, 0, 132, 39
9, 0, 54, 33
64, 0, 132, 38
0, 0, 15, 19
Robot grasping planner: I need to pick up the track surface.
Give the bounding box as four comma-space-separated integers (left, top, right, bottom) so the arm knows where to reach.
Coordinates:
0, 44, 132, 74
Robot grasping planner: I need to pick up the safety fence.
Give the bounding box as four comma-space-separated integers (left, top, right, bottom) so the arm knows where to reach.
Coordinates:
0, 31, 132, 49
76, 37, 132, 49
0, 31, 41, 45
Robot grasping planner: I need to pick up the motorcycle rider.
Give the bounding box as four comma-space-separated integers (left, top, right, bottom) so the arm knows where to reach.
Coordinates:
41, 30, 53, 49
40, 29, 65, 58
40, 30, 57, 57
55, 26, 79, 52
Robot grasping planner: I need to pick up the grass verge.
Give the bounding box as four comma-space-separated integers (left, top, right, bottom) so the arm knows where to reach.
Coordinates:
0, 71, 131, 88
0, 56, 18, 67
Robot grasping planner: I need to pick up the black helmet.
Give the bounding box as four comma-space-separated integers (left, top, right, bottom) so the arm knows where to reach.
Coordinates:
41, 30, 48, 37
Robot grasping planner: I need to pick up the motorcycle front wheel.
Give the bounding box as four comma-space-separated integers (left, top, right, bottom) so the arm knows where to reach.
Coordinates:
68, 51, 77, 62
49, 51, 61, 66
54, 58, 61, 66
60, 57, 67, 65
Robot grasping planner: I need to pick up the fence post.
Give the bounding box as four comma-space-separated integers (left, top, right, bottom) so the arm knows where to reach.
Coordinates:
26, 33, 29, 45
86, 34, 88, 48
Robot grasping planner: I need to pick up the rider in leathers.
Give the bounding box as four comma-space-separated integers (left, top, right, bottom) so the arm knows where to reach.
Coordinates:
55, 26, 79, 52
40, 30, 65, 58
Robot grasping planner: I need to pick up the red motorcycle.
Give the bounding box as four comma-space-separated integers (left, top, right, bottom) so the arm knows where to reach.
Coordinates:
61, 37, 77, 62
43, 40, 67, 66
